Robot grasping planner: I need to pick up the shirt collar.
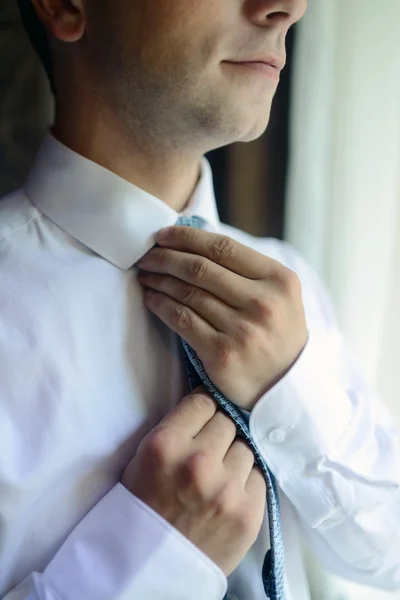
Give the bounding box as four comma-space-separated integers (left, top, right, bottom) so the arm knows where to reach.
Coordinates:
24, 132, 221, 270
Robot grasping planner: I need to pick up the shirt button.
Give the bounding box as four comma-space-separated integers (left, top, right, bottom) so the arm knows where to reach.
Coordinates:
268, 428, 286, 444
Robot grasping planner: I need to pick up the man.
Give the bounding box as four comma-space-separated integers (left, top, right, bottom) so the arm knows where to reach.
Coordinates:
0, 1, 399, 599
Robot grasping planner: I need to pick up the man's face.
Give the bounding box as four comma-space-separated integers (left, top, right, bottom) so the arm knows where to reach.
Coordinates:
84, 0, 307, 151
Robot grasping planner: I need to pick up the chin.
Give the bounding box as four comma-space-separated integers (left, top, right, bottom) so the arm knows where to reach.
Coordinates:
233, 115, 272, 143
239, 125, 269, 142
230, 102, 273, 142
197, 102, 272, 149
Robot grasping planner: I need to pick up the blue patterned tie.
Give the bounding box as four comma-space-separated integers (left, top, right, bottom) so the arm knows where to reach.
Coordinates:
175, 216, 286, 600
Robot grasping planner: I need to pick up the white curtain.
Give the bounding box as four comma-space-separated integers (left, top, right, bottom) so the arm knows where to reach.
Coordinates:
285, 1, 400, 599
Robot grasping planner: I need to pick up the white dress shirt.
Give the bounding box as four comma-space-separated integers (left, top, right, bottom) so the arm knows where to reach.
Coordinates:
0, 133, 399, 600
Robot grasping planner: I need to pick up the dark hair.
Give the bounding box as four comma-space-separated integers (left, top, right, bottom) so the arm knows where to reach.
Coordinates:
17, 0, 54, 92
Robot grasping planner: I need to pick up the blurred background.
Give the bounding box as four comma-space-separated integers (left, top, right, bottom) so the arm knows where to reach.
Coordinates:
1, 1, 399, 598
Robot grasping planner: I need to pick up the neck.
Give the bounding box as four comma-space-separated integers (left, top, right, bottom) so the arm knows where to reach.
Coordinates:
52, 95, 203, 213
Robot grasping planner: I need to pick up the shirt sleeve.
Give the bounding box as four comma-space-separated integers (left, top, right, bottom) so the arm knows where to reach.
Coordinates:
3, 484, 227, 600
249, 241, 400, 592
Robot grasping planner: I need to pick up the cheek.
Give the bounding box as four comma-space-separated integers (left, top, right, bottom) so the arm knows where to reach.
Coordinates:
130, 0, 223, 69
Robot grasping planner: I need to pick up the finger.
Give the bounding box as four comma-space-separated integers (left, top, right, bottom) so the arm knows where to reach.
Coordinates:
155, 226, 281, 279
138, 271, 237, 334
137, 248, 251, 309
159, 386, 218, 438
245, 465, 267, 497
143, 288, 221, 356
224, 439, 255, 486
194, 411, 238, 458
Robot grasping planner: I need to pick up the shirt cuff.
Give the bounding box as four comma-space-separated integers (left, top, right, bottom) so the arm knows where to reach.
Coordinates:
249, 331, 353, 479
42, 483, 227, 600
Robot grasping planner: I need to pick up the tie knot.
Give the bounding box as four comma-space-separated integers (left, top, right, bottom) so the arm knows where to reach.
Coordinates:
175, 215, 207, 229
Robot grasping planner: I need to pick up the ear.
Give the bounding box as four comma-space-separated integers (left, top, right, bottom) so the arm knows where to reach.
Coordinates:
30, 0, 85, 43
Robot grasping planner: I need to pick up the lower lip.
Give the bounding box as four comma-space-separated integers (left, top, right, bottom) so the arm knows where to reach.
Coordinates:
224, 61, 280, 82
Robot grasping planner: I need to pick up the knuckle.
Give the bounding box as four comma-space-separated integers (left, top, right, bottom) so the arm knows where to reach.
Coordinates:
186, 391, 217, 416
181, 284, 198, 305
270, 263, 301, 296
233, 504, 254, 531
157, 248, 169, 267
180, 451, 211, 489
250, 295, 273, 321
144, 428, 175, 465
211, 485, 240, 519
265, 297, 281, 321
280, 267, 302, 295
214, 335, 236, 367
236, 320, 257, 345
268, 262, 287, 283
172, 305, 192, 328
178, 226, 196, 243
211, 236, 238, 262
189, 257, 209, 283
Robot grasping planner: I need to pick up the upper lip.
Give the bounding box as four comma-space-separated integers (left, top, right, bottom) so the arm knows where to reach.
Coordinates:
226, 55, 286, 70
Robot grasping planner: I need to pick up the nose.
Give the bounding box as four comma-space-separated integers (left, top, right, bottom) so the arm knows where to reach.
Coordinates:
244, 0, 307, 30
